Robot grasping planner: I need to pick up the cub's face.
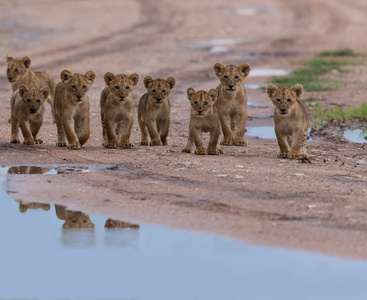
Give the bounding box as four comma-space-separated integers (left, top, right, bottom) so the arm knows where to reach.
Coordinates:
60, 70, 96, 103
187, 88, 218, 118
63, 211, 95, 229
266, 84, 303, 116
213, 62, 250, 92
144, 76, 176, 105
104, 72, 139, 102
18, 85, 49, 115
6, 55, 31, 83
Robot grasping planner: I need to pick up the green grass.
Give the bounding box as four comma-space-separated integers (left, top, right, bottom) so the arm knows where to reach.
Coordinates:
309, 103, 367, 129
269, 51, 363, 92
318, 48, 358, 57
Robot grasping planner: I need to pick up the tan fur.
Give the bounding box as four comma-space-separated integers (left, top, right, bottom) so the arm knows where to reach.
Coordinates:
104, 218, 140, 229
55, 205, 95, 229
10, 85, 49, 145
138, 76, 175, 146
18, 200, 50, 213
6, 55, 56, 118
182, 88, 223, 155
213, 62, 251, 146
266, 83, 309, 158
54, 70, 96, 150
7, 166, 51, 175
100, 72, 139, 149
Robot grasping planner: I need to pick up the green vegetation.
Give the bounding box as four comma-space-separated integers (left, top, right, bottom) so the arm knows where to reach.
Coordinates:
269, 50, 363, 92
309, 103, 367, 129
318, 48, 358, 57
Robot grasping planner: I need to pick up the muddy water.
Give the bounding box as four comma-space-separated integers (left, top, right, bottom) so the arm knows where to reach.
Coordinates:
344, 129, 367, 143
1, 167, 367, 300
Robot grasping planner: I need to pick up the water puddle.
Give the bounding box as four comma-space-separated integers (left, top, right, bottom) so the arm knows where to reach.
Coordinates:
246, 83, 265, 89
247, 126, 313, 140
1, 166, 367, 299
251, 68, 290, 77
343, 129, 367, 143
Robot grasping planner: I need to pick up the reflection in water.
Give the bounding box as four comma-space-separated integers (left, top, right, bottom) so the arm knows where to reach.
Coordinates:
105, 218, 140, 229
55, 205, 95, 229
18, 200, 50, 213
8, 166, 52, 175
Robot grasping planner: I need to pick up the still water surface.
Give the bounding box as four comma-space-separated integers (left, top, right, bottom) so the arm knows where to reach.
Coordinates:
1, 167, 367, 300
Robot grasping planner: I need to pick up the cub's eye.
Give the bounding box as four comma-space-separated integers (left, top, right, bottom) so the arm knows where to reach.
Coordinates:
26, 99, 31, 103
204, 101, 209, 105
276, 99, 281, 102
36, 99, 41, 103
14, 69, 18, 73
194, 101, 198, 105
224, 75, 228, 79
82, 85, 87, 90
287, 98, 292, 103
115, 86, 120, 90
72, 219, 77, 223
234, 75, 239, 80
83, 218, 87, 223
126, 86, 130, 90
152, 89, 157, 93
162, 89, 166, 93
71, 85, 77, 90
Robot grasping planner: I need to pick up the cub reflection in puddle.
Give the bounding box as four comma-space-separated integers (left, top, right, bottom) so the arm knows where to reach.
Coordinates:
8, 166, 52, 175
18, 200, 50, 213
55, 205, 95, 229
105, 218, 140, 229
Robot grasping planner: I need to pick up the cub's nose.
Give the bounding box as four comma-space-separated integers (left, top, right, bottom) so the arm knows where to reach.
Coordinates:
228, 85, 234, 89
76, 95, 82, 101
156, 98, 162, 102
30, 108, 36, 114
280, 108, 287, 113
197, 110, 203, 114
120, 96, 125, 100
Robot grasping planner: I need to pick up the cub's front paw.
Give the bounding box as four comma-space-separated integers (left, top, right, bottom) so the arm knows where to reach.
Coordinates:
23, 139, 35, 145
120, 142, 134, 149
218, 147, 224, 154
67, 142, 81, 150
161, 139, 168, 145
195, 147, 207, 155
288, 151, 301, 159
277, 152, 288, 159
56, 142, 67, 147
207, 147, 221, 155
105, 141, 117, 149
10, 139, 20, 144
140, 140, 149, 146
234, 139, 248, 146
150, 140, 162, 146
220, 139, 233, 146
34, 138, 43, 144
182, 148, 192, 153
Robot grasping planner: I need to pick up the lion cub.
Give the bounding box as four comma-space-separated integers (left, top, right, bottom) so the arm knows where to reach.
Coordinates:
266, 83, 309, 158
54, 70, 96, 150
100, 72, 139, 149
138, 76, 176, 146
10, 85, 49, 145
213, 62, 251, 146
182, 88, 223, 155
55, 205, 95, 229
6, 55, 55, 116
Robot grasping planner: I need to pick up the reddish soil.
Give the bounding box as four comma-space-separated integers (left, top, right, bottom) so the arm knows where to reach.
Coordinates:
1, 0, 367, 258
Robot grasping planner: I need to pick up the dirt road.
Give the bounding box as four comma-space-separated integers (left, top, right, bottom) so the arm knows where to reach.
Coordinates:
1, 0, 367, 258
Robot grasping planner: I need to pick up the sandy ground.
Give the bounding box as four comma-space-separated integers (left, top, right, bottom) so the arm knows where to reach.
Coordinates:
1, 0, 367, 258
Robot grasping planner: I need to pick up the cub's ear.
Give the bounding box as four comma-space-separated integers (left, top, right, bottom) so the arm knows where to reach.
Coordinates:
144, 76, 154, 89
84, 70, 96, 83
129, 73, 140, 86
60, 70, 73, 84
40, 204, 51, 211
40, 86, 50, 99
19, 203, 29, 213
104, 72, 115, 86
166, 77, 176, 89
22, 56, 31, 69
291, 84, 303, 98
18, 85, 28, 97
213, 62, 225, 76
6, 55, 13, 63
238, 63, 250, 77
208, 88, 218, 102
266, 84, 278, 98
186, 87, 196, 100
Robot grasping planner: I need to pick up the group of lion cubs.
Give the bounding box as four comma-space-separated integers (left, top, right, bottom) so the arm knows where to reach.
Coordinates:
6, 55, 309, 158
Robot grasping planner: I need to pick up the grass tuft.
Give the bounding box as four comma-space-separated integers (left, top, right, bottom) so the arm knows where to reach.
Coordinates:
318, 49, 358, 57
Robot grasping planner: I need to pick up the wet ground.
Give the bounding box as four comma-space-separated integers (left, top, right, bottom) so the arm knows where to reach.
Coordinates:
2, 167, 367, 300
